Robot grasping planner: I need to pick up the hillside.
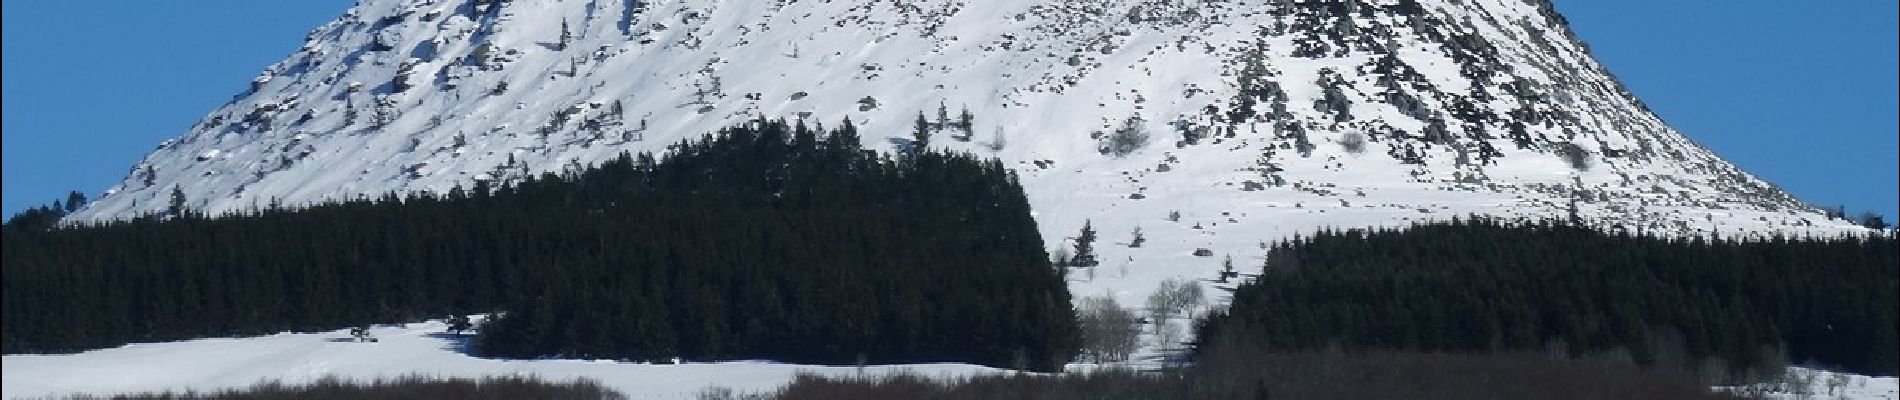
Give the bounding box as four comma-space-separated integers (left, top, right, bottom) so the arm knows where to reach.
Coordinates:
66, 0, 1862, 244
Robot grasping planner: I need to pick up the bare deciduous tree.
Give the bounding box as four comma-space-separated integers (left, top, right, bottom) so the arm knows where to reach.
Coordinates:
1147, 278, 1205, 323
1077, 295, 1140, 363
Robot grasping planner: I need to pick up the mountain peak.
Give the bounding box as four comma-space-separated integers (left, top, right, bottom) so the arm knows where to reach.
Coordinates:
71, 0, 1859, 244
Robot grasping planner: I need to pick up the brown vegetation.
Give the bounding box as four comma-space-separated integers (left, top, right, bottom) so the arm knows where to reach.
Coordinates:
766, 347, 1744, 400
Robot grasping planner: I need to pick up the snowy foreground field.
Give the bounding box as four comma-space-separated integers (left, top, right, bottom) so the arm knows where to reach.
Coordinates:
1, 319, 1003, 399
1723, 368, 1900, 400
7, 318, 1894, 399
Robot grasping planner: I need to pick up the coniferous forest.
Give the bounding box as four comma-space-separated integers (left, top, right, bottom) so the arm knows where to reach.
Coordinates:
1195, 219, 1899, 381
1, 118, 1079, 371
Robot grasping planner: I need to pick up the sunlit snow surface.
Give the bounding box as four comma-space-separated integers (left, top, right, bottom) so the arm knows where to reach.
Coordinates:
1720, 367, 1900, 400
1, 319, 1001, 399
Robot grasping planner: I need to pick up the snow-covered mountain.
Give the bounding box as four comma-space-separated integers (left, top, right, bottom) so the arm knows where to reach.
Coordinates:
14, 1, 1885, 397
70, 0, 1862, 251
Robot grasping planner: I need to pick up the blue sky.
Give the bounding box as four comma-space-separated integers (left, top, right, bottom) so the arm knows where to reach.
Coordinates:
3, 1, 1895, 220
1555, 0, 1899, 220
2, 1, 354, 215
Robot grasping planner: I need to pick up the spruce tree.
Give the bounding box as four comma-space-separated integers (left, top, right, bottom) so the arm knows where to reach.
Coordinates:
911, 112, 931, 152
64, 191, 86, 213
936, 101, 950, 130
559, 19, 573, 51
1218, 255, 1237, 283
167, 186, 188, 218
1072, 220, 1098, 268
957, 107, 975, 139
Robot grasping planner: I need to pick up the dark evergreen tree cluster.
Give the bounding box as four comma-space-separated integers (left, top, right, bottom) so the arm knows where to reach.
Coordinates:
2, 118, 1078, 371
3, 190, 87, 232
1196, 219, 1898, 379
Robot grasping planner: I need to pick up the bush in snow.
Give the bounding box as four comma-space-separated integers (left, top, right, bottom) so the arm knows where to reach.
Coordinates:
1554, 141, 1591, 171
1340, 131, 1368, 154
1097, 115, 1150, 157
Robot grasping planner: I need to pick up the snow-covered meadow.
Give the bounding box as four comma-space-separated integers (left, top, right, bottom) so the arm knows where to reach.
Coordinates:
7, 316, 1893, 399
1, 318, 1002, 399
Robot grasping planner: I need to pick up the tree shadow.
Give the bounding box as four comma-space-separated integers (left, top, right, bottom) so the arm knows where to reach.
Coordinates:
885, 137, 920, 152
326, 336, 381, 343
1132, 343, 1196, 372
425, 332, 479, 356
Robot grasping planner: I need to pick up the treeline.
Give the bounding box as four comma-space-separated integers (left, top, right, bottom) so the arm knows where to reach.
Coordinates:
2, 118, 1078, 371
1195, 219, 1898, 381
2, 190, 87, 232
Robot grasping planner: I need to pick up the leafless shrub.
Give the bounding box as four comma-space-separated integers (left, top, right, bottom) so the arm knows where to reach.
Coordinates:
774, 349, 1745, 400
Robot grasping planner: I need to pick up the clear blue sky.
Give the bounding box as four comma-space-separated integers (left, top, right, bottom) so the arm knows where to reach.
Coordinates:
2, 1, 354, 215
3, 1, 1895, 220
1554, 0, 1899, 221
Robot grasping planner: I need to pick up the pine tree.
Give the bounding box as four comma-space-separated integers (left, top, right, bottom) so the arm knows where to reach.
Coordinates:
141, 165, 157, 187
168, 186, 189, 218
911, 112, 931, 152
1218, 255, 1238, 283
64, 191, 86, 213
1859, 212, 1888, 230
447, 315, 474, 335
958, 107, 975, 133
936, 101, 950, 130
1129, 226, 1146, 248
559, 19, 573, 51
1072, 220, 1098, 268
